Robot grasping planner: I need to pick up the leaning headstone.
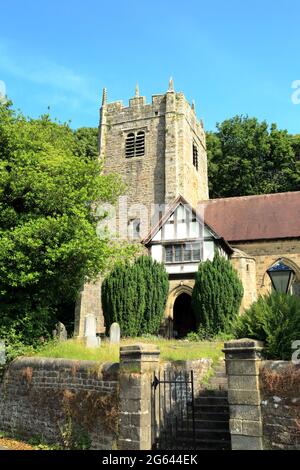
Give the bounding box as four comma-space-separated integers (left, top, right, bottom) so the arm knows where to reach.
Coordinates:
84, 314, 101, 348
53, 322, 67, 342
0, 341, 6, 365
109, 322, 120, 344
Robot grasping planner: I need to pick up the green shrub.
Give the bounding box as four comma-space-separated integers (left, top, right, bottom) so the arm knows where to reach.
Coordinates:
186, 332, 200, 342
234, 292, 300, 360
186, 329, 235, 342
102, 261, 146, 337
135, 256, 169, 335
192, 253, 243, 337
102, 256, 169, 337
0, 305, 56, 361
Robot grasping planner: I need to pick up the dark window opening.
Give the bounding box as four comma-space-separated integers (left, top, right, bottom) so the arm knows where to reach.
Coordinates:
128, 218, 141, 239
125, 133, 135, 158
125, 131, 145, 158
193, 142, 199, 170
135, 131, 145, 156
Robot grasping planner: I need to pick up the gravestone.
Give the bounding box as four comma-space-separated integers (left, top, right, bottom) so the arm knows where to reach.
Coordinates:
53, 322, 67, 342
109, 322, 120, 344
84, 314, 101, 348
0, 341, 6, 365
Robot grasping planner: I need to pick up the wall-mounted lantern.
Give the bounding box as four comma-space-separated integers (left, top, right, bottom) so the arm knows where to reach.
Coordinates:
267, 261, 295, 294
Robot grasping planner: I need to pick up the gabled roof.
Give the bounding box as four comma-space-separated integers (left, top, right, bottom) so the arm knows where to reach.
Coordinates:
202, 191, 300, 242
142, 195, 233, 254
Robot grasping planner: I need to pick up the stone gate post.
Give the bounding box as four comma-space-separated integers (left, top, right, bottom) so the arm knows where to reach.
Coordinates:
223, 339, 264, 450
118, 343, 160, 450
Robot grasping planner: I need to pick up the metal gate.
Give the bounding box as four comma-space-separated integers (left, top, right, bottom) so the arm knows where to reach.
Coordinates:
151, 370, 196, 450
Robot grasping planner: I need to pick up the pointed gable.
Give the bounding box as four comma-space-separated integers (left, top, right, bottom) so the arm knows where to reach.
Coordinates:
142, 195, 232, 254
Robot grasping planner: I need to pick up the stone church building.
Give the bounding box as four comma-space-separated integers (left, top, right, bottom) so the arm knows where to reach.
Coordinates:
74, 80, 300, 338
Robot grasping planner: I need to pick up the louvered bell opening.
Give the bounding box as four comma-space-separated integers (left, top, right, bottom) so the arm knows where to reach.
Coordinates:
135, 131, 145, 157
125, 133, 135, 158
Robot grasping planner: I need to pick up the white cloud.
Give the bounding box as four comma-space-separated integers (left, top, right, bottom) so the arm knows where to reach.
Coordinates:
0, 42, 97, 103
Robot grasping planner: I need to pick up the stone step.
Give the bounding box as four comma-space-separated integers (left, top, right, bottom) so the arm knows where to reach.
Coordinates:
178, 428, 230, 440
210, 376, 227, 382
214, 367, 226, 373
209, 376, 228, 383
214, 363, 226, 370
195, 396, 229, 406
193, 419, 229, 431
194, 403, 229, 413
178, 415, 230, 430
198, 389, 228, 398
173, 437, 231, 450
193, 411, 230, 421
206, 382, 228, 391
213, 374, 227, 380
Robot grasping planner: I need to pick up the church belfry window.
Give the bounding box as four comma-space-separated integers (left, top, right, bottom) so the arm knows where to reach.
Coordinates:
125, 131, 145, 158
125, 133, 135, 158
135, 131, 145, 156
193, 142, 199, 170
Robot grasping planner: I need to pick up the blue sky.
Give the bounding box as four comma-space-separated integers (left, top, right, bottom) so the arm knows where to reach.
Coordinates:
0, 0, 299, 132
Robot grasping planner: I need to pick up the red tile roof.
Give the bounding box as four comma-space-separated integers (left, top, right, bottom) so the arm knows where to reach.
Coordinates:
202, 192, 300, 242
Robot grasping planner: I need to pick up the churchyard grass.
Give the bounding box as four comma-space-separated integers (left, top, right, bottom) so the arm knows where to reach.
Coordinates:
33, 338, 223, 364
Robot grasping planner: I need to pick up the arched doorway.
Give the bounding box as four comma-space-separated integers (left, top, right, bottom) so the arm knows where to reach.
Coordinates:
173, 293, 196, 339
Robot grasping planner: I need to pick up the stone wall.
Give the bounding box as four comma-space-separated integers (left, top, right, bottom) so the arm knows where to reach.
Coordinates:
118, 344, 213, 450
260, 361, 300, 450
0, 357, 119, 450
0, 348, 214, 450
224, 339, 300, 450
233, 239, 300, 297
230, 249, 257, 312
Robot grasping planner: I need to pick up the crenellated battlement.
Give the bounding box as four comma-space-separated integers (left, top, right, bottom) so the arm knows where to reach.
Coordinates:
103, 89, 203, 138
99, 79, 209, 217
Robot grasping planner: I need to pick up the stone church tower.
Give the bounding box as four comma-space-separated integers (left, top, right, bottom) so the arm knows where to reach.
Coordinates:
74, 80, 209, 337
100, 79, 209, 235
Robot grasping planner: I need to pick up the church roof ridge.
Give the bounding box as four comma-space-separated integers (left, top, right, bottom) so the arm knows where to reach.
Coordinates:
203, 190, 300, 204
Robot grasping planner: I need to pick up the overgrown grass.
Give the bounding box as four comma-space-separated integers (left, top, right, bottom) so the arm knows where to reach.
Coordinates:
33, 338, 223, 364
34, 340, 120, 362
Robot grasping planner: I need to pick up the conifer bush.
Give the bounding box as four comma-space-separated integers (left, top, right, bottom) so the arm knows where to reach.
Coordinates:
234, 292, 300, 360
101, 256, 169, 336
192, 253, 243, 337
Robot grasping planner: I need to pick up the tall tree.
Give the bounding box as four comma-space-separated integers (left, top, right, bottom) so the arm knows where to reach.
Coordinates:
289, 134, 300, 160
207, 116, 299, 198
0, 102, 129, 344
74, 127, 99, 160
